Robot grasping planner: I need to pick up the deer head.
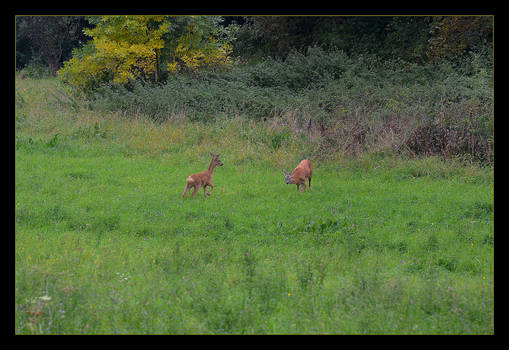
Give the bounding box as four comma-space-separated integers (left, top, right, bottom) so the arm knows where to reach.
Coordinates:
210, 152, 223, 167
283, 170, 294, 184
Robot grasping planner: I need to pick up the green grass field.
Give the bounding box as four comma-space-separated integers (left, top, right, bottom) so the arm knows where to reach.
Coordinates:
15, 77, 494, 334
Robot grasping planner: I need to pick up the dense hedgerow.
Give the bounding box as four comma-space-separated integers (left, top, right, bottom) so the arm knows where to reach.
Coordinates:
86, 47, 493, 164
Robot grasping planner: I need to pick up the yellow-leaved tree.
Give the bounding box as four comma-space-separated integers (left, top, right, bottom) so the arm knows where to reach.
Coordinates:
58, 16, 234, 90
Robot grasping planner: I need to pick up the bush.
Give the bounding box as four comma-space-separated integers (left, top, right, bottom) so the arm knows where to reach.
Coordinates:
85, 47, 493, 164
405, 113, 493, 165
19, 56, 53, 79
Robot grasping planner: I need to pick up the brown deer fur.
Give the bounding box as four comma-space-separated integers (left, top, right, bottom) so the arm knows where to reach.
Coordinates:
283, 159, 313, 192
182, 153, 223, 199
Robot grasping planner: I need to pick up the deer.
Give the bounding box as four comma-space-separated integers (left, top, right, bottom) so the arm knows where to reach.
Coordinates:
283, 159, 313, 192
182, 153, 223, 199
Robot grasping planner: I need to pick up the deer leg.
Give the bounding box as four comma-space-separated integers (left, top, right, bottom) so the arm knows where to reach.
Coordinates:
296, 184, 300, 191
190, 185, 198, 198
301, 183, 306, 192
207, 183, 214, 196
182, 185, 191, 198
308, 177, 312, 190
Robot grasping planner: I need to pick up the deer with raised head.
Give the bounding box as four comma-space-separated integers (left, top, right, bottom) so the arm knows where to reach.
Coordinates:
283, 159, 313, 192
182, 153, 223, 199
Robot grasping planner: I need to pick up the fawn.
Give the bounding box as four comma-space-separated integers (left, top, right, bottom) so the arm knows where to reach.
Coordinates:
182, 153, 223, 199
283, 159, 313, 192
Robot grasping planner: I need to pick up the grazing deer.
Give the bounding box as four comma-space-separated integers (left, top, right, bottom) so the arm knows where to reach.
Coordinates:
283, 159, 313, 192
182, 153, 223, 199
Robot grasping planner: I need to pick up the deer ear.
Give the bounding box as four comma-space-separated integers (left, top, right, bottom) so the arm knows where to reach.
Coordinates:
283, 170, 288, 175
210, 152, 215, 157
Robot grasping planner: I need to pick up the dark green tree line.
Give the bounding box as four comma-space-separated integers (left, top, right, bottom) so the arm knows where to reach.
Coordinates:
15, 15, 493, 77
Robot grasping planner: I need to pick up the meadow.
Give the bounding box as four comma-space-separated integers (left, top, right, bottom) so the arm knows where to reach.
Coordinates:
15, 76, 494, 334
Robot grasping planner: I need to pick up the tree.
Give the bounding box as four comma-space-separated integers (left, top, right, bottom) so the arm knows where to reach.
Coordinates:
58, 16, 235, 90
427, 16, 493, 61
233, 16, 345, 58
16, 16, 92, 75
232, 16, 493, 64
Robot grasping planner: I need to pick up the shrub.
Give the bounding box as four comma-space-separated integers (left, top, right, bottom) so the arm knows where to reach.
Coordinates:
84, 47, 493, 164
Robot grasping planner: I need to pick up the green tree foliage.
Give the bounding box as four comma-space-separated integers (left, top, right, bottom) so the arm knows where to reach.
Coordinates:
58, 16, 235, 90
427, 16, 493, 61
17, 15, 493, 87
16, 16, 92, 75
232, 16, 492, 64
233, 16, 425, 60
